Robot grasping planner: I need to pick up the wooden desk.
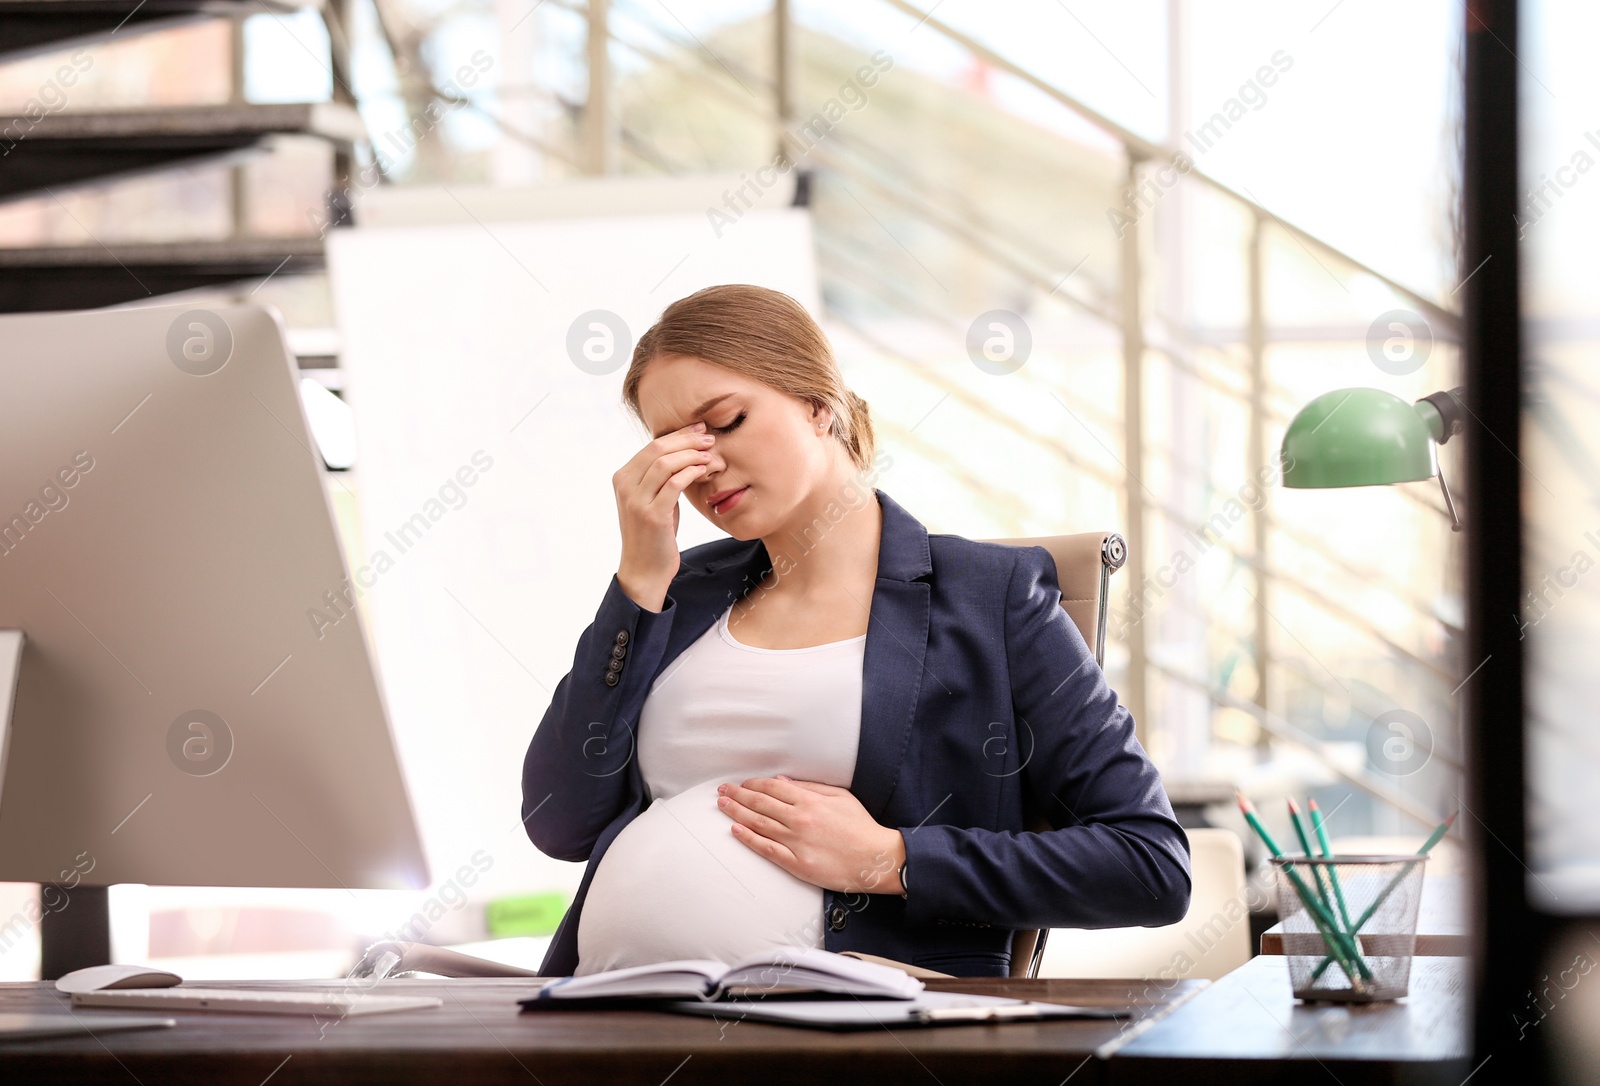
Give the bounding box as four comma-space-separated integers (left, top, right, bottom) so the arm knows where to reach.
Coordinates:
1261, 874, 1467, 957
1104, 955, 1472, 1086
0, 976, 1204, 1086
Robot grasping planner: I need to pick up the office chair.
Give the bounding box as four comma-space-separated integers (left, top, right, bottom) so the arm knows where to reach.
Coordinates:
975, 530, 1127, 979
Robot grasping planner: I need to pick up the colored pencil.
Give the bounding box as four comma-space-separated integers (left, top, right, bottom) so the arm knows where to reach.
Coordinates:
1237, 793, 1369, 983
1308, 797, 1356, 933
1288, 798, 1339, 921
1309, 811, 1458, 981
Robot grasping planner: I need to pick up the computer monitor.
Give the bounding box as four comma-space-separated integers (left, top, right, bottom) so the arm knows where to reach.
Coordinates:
0, 302, 430, 973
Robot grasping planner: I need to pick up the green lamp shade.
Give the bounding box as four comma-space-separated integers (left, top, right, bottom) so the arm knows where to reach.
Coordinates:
1280, 388, 1438, 488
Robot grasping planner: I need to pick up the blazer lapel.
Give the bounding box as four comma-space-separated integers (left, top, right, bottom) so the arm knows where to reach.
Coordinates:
670, 488, 932, 822
850, 489, 932, 821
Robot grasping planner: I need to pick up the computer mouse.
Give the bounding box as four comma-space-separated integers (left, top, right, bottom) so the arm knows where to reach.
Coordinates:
54, 964, 184, 994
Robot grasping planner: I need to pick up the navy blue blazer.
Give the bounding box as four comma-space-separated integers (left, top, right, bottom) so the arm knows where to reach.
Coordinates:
521, 488, 1191, 978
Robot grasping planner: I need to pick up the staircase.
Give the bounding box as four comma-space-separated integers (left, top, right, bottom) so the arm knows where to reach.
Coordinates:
0, 0, 363, 312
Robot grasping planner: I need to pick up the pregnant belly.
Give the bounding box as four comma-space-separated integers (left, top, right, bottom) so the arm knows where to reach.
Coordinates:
575, 778, 825, 974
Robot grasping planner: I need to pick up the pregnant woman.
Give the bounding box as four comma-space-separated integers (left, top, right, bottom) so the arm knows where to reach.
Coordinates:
521, 284, 1191, 978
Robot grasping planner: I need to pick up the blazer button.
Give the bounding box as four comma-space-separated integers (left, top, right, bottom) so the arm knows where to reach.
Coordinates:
603, 671, 620, 686
827, 904, 847, 932
615, 630, 629, 646
607, 658, 623, 674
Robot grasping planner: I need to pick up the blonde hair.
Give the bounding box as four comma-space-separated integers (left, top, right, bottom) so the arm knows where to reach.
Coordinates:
622, 284, 876, 471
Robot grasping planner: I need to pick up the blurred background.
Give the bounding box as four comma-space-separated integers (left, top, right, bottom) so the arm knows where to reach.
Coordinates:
0, 0, 1589, 984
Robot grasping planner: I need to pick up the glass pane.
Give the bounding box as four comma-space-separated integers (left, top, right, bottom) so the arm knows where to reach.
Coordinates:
1522, 0, 1600, 910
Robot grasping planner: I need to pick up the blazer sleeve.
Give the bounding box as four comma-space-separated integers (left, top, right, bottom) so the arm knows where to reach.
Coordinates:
520, 572, 678, 862
898, 545, 1192, 931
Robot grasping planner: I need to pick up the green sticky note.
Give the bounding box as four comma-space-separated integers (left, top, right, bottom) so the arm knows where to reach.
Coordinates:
485, 891, 569, 938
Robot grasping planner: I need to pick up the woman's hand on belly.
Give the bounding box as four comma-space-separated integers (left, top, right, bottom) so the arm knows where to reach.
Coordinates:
716, 776, 907, 895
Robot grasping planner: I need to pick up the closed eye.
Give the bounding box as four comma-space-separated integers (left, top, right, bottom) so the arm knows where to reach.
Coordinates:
712, 412, 746, 435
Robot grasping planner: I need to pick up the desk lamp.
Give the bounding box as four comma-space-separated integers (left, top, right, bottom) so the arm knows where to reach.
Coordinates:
1279, 386, 1467, 531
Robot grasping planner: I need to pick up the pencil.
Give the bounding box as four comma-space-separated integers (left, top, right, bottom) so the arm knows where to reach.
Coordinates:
1236, 792, 1282, 854
1351, 810, 1456, 932
1308, 797, 1356, 933
1309, 811, 1458, 981
1237, 793, 1369, 983
1288, 798, 1339, 921
1282, 796, 1371, 981
1417, 811, 1458, 855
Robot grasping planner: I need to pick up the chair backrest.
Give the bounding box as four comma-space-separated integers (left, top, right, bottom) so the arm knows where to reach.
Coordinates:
974, 531, 1127, 978
979, 532, 1127, 663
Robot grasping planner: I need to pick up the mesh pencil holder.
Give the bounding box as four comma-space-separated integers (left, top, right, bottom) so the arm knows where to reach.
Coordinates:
1270, 854, 1428, 1003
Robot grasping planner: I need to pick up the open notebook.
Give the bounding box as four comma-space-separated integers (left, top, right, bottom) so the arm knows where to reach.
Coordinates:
523, 946, 926, 1004
354, 940, 952, 985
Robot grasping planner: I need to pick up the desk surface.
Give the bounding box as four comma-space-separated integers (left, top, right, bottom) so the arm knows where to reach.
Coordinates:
0, 975, 1204, 1086
1261, 874, 1467, 957
1107, 955, 1472, 1086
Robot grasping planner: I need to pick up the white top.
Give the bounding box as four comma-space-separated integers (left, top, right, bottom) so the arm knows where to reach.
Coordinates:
575, 603, 866, 974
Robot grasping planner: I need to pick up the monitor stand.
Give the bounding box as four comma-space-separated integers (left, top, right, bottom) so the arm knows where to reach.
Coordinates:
40, 887, 113, 979
1, 630, 114, 979
0, 629, 18, 761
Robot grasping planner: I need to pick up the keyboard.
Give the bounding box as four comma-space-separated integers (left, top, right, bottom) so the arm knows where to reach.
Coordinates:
70, 988, 442, 1017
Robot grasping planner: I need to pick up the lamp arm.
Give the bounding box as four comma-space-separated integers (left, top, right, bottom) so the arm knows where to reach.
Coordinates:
1413, 386, 1466, 531
1415, 386, 1467, 445
1436, 462, 1464, 532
